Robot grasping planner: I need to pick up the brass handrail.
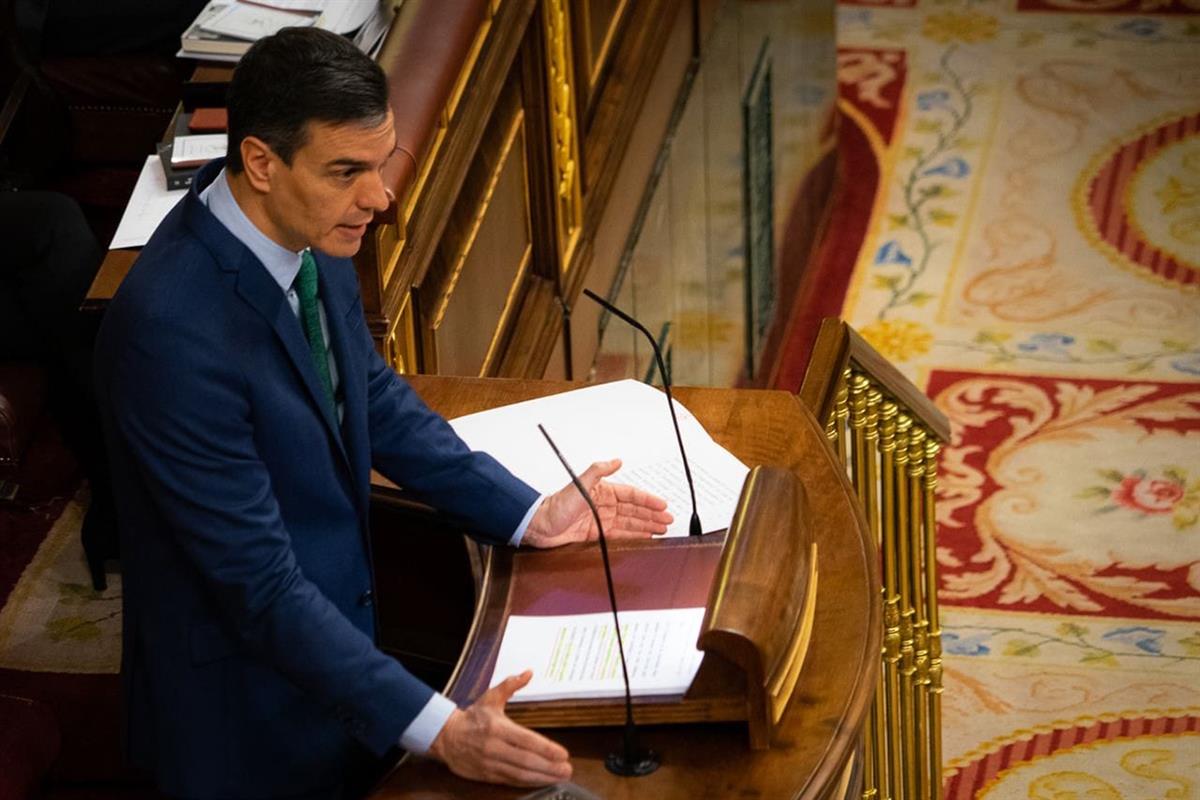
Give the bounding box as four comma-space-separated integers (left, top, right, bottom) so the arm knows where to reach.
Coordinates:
800, 318, 949, 800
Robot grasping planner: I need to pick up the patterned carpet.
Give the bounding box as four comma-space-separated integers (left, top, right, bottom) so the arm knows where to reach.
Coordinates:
807, 0, 1200, 794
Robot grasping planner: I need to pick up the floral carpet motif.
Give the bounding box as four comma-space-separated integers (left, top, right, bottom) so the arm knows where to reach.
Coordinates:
0, 487, 121, 674
932, 371, 1200, 619
825, 0, 1200, 794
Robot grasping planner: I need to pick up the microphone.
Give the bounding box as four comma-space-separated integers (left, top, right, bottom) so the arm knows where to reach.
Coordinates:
537, 424, 659, 777
582, 288, 703, 537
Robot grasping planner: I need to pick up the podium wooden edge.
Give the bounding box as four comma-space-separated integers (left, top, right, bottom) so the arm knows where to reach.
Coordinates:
698, 465, 817, 749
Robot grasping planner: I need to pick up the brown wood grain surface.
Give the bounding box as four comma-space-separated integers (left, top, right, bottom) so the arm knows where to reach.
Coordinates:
799, 319, 950, 444
371, 376, 879, 800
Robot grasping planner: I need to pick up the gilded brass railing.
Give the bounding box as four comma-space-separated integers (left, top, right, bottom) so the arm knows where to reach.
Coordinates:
800, 319, 949, 800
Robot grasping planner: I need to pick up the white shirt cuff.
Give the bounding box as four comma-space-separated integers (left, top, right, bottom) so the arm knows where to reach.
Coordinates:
398, 692, 457, 754
508, 495, 547, 547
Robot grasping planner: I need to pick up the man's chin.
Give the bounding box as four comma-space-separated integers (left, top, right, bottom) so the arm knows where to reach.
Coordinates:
318, 228, 367, 258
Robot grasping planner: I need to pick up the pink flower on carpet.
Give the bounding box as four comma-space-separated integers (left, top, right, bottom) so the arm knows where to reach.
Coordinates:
1111, 476, 1184, 514
1081, 467, 1199, 529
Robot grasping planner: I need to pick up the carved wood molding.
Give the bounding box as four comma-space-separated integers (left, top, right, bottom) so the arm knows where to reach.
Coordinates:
540, 0, 583, 272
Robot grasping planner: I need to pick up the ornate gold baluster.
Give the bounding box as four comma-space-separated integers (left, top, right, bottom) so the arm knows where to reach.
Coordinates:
848, 375, 874, 799
924, 437, 944, 797
878, 402, 903, 798
866, 387, 890, 800
849, 374, 885, 800
907, 427, 930, 800
832, 369, 851, 465
863, 692, 879, 800
849, 375, 870, 499
894, 413, 916, 800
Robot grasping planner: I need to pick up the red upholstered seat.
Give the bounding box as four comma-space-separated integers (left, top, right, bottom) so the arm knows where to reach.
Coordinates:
383, 0, 489, 204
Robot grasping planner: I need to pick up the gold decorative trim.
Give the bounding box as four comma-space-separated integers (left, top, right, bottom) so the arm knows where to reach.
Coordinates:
542, 0, 584, 271
480, 244, 532, 375
376, 219, 405, 288
585, 0, 631, 92
768, 541, 819, 724
386, 293, 417, 373
446, 15, 493, 124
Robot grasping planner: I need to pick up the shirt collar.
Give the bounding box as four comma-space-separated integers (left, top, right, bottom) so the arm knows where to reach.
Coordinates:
199, 167, 305, 294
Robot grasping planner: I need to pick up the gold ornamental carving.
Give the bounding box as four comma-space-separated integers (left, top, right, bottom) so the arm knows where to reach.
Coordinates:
542, 0, 583, 269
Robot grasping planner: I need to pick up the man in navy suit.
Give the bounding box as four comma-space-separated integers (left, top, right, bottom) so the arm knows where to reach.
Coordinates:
94, 27, 671, 800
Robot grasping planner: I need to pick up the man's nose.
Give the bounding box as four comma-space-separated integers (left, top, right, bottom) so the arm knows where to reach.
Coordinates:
359, 171, 392, 214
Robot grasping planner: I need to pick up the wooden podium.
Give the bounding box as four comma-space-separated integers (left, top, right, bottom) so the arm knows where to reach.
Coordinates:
369, 376, 880, 799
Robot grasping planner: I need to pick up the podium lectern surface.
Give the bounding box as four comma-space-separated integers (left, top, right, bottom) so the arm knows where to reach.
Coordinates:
370, 377, 879, 800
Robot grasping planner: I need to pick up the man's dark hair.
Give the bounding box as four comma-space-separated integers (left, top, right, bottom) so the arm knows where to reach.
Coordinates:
225, 27, 389, 173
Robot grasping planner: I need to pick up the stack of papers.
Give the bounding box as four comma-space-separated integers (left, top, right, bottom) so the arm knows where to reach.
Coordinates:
201, 3, 317, 41
180, 0, 394, 60
449, 380, 750, 538
491, 608, 707, 702
170, 134, 228, 168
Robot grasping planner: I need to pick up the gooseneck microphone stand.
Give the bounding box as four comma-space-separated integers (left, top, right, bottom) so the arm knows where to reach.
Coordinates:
582, 288, 703, 537
538, 424, 660, 777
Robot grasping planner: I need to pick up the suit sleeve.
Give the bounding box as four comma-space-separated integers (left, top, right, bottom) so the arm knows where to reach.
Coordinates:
108, 318, 431, 756
358, 318, 539, 545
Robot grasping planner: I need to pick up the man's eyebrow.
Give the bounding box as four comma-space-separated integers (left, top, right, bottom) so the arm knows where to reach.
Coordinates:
324, 158, 371, 170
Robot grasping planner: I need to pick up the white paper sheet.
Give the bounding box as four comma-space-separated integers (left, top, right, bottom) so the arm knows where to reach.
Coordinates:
315, 0, 378, 34
449, 380, 750, 537
171, 134, 228, 166
350, 1, 393, 56
200, 3, 315, 41
491, 608, 707, 702
110, 156, 187, 250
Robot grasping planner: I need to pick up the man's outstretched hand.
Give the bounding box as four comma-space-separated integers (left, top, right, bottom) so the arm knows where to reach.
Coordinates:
522, 459, 673, 548
428, 671, 571, 787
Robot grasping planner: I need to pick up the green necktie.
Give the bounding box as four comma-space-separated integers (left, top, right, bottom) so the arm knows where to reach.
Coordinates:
296, 250, 336, 415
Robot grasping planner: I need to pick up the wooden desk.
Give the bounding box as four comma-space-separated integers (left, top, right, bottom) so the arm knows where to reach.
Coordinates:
372, 376, 879, 799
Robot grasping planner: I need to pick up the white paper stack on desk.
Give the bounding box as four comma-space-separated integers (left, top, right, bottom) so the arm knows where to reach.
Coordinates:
448, 379, 751, 538
491, 608, 708, 702
180, 0, 395, 60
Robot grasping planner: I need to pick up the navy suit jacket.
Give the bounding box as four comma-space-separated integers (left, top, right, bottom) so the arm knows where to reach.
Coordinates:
94, 162, 539, 799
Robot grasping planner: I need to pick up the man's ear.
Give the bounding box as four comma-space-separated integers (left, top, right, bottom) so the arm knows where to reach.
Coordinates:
239, 136, 276, 194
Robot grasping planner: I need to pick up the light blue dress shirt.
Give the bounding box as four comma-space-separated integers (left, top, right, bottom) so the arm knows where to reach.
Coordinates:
200, 169, 546, 754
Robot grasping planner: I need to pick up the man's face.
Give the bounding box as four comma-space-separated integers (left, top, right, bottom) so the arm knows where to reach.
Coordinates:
261, 111, 396, 258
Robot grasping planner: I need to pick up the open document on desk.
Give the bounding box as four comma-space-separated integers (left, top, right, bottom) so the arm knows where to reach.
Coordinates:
448, 380, 750, 538
491, 608, 707, 702
110, 156, 186, 249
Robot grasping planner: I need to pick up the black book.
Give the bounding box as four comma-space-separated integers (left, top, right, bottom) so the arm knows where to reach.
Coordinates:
156, 142, 201, 191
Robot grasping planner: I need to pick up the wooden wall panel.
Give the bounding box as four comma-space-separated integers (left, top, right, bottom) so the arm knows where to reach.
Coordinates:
572, 0, 629, 109
422, 81, 532, 377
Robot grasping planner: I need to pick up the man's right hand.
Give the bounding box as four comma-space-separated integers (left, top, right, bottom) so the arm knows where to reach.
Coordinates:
427, 670, 572, 787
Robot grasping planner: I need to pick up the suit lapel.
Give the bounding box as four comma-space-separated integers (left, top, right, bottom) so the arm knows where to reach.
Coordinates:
231, 249, 351, 473
180, 167, 357, 494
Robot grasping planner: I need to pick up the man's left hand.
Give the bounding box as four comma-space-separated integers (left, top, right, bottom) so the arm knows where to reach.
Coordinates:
521, 459, 672, 548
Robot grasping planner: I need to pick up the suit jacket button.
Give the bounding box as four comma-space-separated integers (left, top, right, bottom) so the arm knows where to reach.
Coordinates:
358, 589, 374, 607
